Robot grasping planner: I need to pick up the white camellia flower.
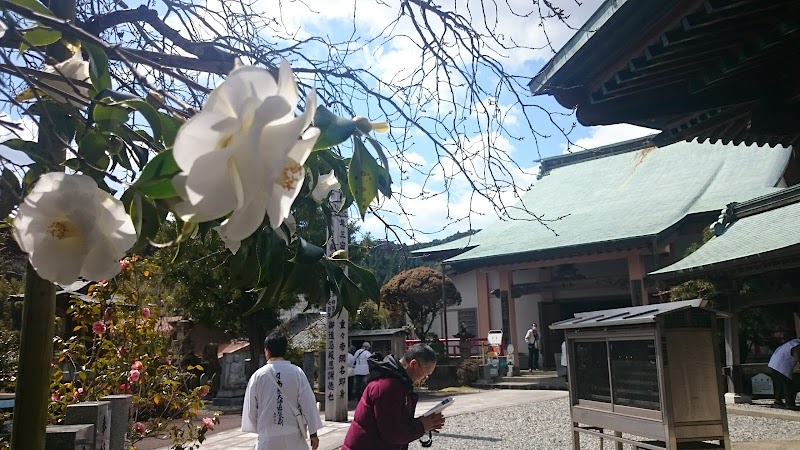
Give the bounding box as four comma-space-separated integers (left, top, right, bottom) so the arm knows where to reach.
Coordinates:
42, 52, 91, 105
311, 170, 341, 203
12, 173, 137, 285
173, 60, 319, 253
0, 20, 6, 39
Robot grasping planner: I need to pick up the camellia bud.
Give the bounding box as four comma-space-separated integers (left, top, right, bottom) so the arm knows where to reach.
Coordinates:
352, 116, 390, 134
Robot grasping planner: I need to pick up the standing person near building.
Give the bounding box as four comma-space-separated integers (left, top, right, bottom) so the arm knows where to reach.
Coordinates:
242, 332, 323, 450
342, 343, 446, 450
353, 342, 372, 398
524, 323, 540, 371
768, 338, 800, 410
347, 345, 357, 400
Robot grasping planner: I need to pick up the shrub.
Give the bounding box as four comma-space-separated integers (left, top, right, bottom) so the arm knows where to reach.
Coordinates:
48, 257, 218, 449
456, 358, 482, 386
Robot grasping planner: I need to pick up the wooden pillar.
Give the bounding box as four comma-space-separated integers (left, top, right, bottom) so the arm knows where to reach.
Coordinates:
539, 268, 554, 369
477, 271, 490, 339
499, 270, 520, 375
724, 311, 743, 394
627, 254, 649, 305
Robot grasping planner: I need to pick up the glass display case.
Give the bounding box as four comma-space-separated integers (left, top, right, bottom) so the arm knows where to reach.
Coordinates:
551, 299, 731, 450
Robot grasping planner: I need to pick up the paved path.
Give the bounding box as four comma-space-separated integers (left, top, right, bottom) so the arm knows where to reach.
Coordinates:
156, 390, 567, 450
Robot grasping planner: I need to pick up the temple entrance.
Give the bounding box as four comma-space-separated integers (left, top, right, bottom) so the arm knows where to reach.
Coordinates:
539, 297, 631, 369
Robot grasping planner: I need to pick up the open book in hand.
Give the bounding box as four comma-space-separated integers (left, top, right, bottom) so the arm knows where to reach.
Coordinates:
421, 396, 454, 417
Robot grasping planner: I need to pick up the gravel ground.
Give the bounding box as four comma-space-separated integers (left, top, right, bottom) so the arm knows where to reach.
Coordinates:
408, 397, 800, 450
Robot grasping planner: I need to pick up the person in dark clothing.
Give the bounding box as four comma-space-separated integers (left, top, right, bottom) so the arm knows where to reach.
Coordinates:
342, 343, 446, 450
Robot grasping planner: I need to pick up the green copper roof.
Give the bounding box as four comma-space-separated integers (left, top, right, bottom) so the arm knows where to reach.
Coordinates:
650, 188, 800, 278
419, 139, 790, 265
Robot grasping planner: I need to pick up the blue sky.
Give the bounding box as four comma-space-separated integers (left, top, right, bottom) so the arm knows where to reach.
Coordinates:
0, 0, 657, 244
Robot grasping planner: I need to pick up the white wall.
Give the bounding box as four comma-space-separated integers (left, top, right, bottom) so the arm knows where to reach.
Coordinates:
514, 269, 541, 346
429, 270, 477, 339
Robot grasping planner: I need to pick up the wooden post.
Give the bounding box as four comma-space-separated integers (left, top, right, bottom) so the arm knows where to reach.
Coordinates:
476, 271, 490, 339
11, 268, 56, 450
627, 253, 648, 306
499, 270, 520, 376
724, 312, 742, 394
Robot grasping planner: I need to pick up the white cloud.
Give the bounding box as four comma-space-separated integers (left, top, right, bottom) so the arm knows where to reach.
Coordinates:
358, 130, 540, 243
563, 123, 658, 153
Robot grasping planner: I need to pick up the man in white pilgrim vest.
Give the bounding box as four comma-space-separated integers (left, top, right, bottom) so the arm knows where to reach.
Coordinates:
242, 332, 323, 449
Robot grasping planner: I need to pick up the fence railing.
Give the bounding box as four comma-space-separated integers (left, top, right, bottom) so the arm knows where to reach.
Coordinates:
405, 337, 493, 358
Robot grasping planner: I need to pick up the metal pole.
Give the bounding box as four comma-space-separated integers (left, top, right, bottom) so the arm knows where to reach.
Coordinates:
442, 263, 449, 359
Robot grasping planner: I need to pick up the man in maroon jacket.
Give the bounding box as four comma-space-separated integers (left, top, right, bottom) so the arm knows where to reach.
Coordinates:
342, 343, 446, 450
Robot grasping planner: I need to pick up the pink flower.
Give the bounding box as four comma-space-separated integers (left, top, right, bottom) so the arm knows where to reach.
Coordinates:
103, 310, 111, 320
51, 392, 60, 401
128, 369, 140, 383
134, 421, 146, 434
75, 388, 84, 397
120, 259, 130, 271
142, 307, 151, 319
131, 361, 144, 372
199, 385, 210, 397
98, 280, 109, 288
202, 417, 214, 430
92, 321, 106, 335
119, 383, 130, 394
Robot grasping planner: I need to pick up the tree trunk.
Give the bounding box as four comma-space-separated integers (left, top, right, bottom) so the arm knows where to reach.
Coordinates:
11, 2, 75, 449
11, 267, 56, 450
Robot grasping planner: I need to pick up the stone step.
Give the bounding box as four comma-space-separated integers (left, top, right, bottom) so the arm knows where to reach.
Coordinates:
472, 380, 567, 391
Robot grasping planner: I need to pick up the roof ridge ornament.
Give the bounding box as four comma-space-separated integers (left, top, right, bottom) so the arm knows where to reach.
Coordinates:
711, 203, 737, 237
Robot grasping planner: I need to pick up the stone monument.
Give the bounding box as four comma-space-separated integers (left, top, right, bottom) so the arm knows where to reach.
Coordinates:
454, 322, 475, 361
751, 372, 774, 396
212, 352, 248, 409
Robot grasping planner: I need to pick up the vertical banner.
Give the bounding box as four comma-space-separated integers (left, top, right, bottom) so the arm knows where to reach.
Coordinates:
325, 190, 349, 422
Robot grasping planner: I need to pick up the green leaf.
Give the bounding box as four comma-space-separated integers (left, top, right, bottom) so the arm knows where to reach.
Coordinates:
348, 138, 380, 219
246, 262, 287, 315
131, 150, 180, 199
20, 27, 61, 53
344, 261, 381, 303
78, 131, 110, 172
365, 135, 392, 197
1, 169, 20, 197
93, 104, 129, 129
22, 164, 45, 193
290, 237, 325, 264
84, 42, 112, 91
229, 238, 260, 288
339, 278, 365, 316
0, 169, 21, 218
158, 113, 184, 148
121, 190, 160, 253
0, 139, 52, 165
313, 106, 358, 150
255, 231, 293, 288
106, 100, 163, 144
62, 158, 80, 170
7, 0, 54, 17
131, 144, 149, 168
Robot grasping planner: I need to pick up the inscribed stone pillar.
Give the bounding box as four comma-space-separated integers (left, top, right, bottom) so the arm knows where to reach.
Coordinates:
100, 395, 131, 450
325, 190, 349, 422
65, 401, 110, 450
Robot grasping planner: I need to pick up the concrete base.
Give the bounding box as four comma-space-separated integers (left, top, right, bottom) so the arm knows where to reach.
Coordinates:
725, 392, 752, 404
